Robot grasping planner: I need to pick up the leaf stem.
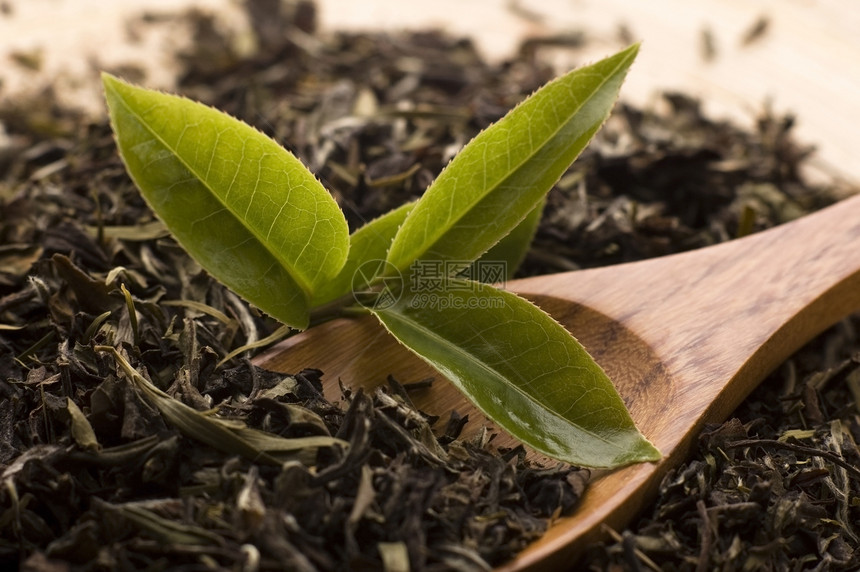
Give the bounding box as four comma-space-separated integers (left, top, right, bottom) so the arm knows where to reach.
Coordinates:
307, 294, 368, 327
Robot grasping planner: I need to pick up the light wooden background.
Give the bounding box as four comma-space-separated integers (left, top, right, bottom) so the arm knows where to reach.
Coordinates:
2, 0, 858, 184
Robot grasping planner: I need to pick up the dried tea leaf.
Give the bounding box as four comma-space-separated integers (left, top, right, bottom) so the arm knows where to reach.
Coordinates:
217, 324, 290, 367
85, 220, 169, 241
236, 467, 266, 533
378, 541, 410, 572
97, 345, 345, 465
51, 254, 119, 314
66, 398, 100, 452
98, 499, 223, 546
160, 299, 233, 325
0, 244, 43, 282
255, 375, 299, 400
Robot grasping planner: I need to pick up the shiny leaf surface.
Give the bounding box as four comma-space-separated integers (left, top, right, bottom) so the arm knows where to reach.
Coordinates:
103, 74, 349, 329
372, 280, 660, 468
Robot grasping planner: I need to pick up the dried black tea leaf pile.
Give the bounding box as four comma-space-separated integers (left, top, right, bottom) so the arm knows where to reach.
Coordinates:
2, 1, 859, 570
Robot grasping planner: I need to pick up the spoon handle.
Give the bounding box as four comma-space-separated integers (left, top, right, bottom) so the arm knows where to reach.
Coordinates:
505, 193, 860, 570
513, 192, 860, 440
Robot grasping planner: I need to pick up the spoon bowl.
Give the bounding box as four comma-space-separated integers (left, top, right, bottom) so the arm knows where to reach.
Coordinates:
256, 193, 860, 570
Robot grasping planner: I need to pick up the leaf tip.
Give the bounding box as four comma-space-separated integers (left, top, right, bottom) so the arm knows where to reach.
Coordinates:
100, 70, 117, 83
101, 72, 132, 119
100, 71, 127, 98
636, 437, 663, 463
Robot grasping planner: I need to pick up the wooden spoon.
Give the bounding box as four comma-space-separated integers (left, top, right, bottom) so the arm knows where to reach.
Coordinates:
255, 192, 860, 570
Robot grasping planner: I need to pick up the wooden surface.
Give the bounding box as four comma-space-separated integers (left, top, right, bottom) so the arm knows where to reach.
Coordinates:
256, 193, 860, 569
2, 1, 859, 184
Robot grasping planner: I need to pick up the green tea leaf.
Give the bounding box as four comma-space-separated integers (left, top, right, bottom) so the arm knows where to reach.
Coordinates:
386, 44, 638, 274
474, 198, 544, 281
102, 73, 349, 329
312, 202, 414, 307
371, 280, 660, 468
313, 196, 541, 307
99, 501, 223, 546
